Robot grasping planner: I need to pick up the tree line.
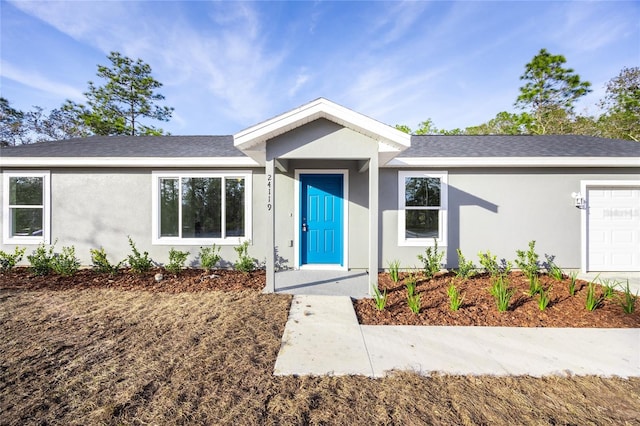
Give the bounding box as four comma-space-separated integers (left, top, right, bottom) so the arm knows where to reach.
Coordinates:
1, 52, 173, 146
397, 49, 639, 142
2, 49, 638, 146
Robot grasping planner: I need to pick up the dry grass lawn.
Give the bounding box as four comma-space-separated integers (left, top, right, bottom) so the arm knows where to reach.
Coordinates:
1, 287, 639, 425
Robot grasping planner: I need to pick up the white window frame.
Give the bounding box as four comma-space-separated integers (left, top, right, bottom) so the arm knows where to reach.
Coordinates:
151, 171, 252, 245
2, 170, 51, 245
398, 170, 448, 247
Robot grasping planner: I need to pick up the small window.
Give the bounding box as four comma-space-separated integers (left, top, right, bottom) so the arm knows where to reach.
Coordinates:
152, 171, 251, 245
3, 171, 50, 244
398, 171, 447, 246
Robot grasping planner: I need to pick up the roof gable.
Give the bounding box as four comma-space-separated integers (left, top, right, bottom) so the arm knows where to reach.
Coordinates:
233, 98, 411, 164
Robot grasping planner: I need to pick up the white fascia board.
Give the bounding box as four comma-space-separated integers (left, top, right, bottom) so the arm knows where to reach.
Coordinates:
0, 157, 260, 168
385, 157, 640, 168
233, 98, 410, 152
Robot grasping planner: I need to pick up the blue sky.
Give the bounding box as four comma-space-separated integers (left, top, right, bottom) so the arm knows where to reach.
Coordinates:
1, 1, 638, 135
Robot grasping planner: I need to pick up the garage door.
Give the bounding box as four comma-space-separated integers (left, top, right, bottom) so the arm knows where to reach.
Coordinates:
587, 187, 640, 271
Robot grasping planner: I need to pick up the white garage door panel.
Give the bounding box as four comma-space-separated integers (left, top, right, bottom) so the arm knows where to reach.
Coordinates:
587, 187, 640, 271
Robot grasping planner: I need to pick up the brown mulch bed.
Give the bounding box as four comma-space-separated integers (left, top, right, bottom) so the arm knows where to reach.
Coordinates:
0, 267, 265, 293
354, 271, 640, 328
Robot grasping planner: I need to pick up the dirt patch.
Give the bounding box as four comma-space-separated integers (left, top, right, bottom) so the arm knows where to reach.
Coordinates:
1, 287, 639, 425
0, 267, 265, 293
354, 271, 640, 328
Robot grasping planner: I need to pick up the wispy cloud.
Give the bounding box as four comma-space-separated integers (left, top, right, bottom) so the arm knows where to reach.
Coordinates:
0, 60, 84, 101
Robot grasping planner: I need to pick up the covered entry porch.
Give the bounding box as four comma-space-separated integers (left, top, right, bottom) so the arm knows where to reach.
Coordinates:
232, 98, 411, 295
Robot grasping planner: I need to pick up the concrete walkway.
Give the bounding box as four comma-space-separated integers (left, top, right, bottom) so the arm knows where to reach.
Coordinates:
274, 295, 640, 378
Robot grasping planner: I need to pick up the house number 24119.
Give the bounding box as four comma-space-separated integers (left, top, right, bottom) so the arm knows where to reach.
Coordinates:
267, 174, 272, 211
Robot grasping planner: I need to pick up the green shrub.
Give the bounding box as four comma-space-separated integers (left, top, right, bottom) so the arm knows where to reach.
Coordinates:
489, 275, 514, 312
199, 244, 221, 271
447, 282, 464, 311
515, 240, 540, 281
388, 259, 401, 283
0, 247, 26, 272
234, 240, 255, 273
51, 246, 80, 276
455, 249, 476, 279
166, 248, 189, 275
126, 236, 153, 274
27, 243, 56, 276
417, 239, 444, 279
478, 250, 500, 277
90, 247, 122, 275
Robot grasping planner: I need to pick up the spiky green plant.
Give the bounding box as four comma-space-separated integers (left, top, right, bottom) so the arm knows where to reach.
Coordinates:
585, 281, 602, 312
567, 270, 579, 296
447, 282, 464, 311
489, 275, 514, 312
388, 259, 401, 283
537, 286, 551, 311
617, 280, 637, 314
372, 284, 388, 311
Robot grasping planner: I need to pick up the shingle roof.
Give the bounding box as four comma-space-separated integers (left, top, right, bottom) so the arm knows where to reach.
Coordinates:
1, 135, 244, 157
2, 134, 639, 161
402, 135, 640, 157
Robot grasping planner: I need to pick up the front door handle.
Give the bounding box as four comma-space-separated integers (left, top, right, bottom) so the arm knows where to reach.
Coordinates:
302, 223, 308, 232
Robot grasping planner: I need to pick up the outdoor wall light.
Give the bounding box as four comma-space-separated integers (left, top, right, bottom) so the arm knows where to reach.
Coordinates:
571, 192, 586, 209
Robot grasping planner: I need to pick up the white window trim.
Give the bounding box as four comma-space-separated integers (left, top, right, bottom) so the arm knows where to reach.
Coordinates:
2, 170, 51, 245
398, 170, 448, 247
151, 171, 252, 246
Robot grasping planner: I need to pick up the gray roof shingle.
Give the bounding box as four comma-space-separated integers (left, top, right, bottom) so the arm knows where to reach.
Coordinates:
1, 135, 244, 157
403, 135, 640, 157
2, 134, 639, 160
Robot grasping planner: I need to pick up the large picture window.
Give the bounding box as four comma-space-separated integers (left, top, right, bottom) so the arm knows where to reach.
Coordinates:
398, 171, 447, 246
2, 171, 50, 244
152, 171, 251, 244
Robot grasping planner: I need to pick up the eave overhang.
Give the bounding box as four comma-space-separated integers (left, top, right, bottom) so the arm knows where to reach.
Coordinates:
386, 157, 640, 168
0, 157, 260, 168
233, 98, 411, 165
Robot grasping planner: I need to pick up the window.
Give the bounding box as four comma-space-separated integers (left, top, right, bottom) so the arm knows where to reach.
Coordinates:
398, 171, 447, 246
2, 171, 50, 244
152, 171, 251, 244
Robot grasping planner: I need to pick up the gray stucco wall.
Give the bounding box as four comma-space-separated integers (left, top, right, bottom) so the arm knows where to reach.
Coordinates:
380, 167, 640, 270
1, 168, 266, 268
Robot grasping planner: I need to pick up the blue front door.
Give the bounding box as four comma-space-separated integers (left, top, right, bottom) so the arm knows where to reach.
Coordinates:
300, 174, 344, 265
